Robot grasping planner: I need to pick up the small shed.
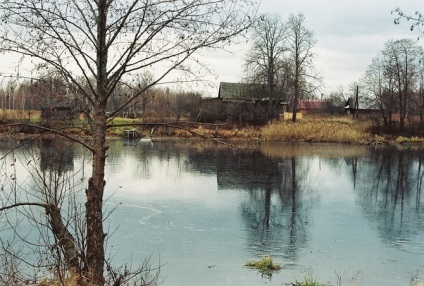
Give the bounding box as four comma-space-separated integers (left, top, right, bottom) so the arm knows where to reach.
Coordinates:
344, 97, 379, 117
298, 100, 325, 115
41, 97, 78, 121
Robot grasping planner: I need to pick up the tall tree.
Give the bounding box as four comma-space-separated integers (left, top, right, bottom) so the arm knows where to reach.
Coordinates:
382, 39, 422, 130
363, 39, 423, 131
286, 13, 318, 122
417, 54, 424, 127
244, 13, 287, 120
364, 54, 397, 130
0, 1, 257, 285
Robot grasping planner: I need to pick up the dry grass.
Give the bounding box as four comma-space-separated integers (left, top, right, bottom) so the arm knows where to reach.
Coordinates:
0, 109, 40, 122
172, 125, 261, 139
37, 277, 80, 286
262, 118, 372, 144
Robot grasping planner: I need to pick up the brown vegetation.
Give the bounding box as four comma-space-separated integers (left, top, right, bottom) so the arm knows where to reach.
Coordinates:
261, 117, 372, 144
2, 110, 424, 146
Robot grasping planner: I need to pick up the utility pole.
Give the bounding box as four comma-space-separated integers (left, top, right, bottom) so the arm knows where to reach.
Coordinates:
353, 85, 359, 119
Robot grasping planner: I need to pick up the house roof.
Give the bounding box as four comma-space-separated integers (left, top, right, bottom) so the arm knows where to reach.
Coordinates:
299, 100, 324, 110
218, 82, 267, 101
344, 97, 377, 110
41, 97, 76, 109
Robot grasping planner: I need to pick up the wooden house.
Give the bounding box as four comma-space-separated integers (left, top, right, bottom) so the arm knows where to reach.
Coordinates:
216, 82, 287, 121
40, 97, 78, 122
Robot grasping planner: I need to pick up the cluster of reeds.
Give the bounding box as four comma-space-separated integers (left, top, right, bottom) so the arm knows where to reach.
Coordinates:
261, 118, 372, 144
173, 125, 261, 139
244, 256, 281, 273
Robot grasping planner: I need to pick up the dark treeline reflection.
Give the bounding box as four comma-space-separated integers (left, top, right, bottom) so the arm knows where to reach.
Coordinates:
237, 156, 314, 260
353, 147, 424, 245
104, 140, 316, 258
119, 141, 315, 259
39, 139, 75, 172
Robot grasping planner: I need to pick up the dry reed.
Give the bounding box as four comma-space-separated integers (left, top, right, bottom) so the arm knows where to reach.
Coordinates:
262, 118, 372, 144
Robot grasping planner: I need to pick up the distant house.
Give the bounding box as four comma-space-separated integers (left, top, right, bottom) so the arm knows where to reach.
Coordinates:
41, 97, 78, 122
218, 82, 287, 115
218, 82, 267, 102
213, 82, 288, 123
344, 97, 379, 117
298, 99, 325, 115
199, 82, 288, 124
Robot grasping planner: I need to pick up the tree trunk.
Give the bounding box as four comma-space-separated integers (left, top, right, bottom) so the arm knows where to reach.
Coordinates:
85, 1, 108, 283
292, 40, 300, 123
47, 205, 81, 277
267, 56, 274, 121
85, 104, 107, 285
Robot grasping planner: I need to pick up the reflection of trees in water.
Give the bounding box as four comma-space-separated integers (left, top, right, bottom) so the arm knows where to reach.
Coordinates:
238, 156, 315, 260
186, 146, 316, 260
59, 140, 424, 256
276, 157, 312, 259
106, 140, 215, 179
107, 141, 317, 260
354, 147, 424, 244
39, 139, 75, 172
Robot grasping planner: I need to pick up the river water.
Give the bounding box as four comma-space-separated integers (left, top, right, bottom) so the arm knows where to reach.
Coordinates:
1, 139, 423, 285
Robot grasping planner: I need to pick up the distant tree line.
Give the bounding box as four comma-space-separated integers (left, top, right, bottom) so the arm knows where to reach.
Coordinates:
0, 74, 204, 123
362, 38, 424, 133
0, 75, 286, 125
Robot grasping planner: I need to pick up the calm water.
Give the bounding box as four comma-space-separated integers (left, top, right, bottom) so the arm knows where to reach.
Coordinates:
1, 139, 424, 285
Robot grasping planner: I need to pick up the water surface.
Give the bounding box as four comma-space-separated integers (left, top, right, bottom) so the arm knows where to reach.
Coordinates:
1, 139, 423, 285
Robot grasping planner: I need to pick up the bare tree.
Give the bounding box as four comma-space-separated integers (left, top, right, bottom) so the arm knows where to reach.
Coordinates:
133, 72, 155, 122
363, 54, 396, 130
393, 8, 424, 36
0, 1, 257, 285
364, 39, 423, 131
244, 13, 287, 120
285, 13, 319, 122
417, 55, 424, 127
382, 39, 422, 130
324, 86, 348, 115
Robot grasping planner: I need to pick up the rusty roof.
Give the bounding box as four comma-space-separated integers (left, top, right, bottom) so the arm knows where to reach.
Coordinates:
298, 100, 324, 110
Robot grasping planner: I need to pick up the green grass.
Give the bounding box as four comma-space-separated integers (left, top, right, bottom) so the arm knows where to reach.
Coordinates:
244, 256, 281, 273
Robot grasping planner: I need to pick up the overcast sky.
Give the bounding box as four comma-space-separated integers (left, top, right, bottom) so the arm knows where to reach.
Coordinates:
206, 0, 423, 96
0, 1, 422, 97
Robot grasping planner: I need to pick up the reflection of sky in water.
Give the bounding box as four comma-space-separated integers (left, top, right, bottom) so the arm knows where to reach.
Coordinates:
1, 140, 424, 286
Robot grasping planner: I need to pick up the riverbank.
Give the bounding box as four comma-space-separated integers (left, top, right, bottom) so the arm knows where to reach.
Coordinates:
2, 115, 424, 145
119, 117, 424, 145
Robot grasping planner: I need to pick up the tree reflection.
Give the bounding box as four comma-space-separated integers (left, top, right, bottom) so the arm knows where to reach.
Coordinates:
187, 147, 316, 260
102, 140, 424, 258
354, 147, 424, 244
39, 139, 74, 172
